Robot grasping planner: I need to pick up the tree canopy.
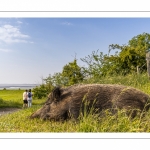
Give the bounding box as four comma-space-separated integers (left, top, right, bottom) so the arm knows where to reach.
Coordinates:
81, 32, 150, 77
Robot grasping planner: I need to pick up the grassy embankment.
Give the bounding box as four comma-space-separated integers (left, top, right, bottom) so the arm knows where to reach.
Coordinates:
0, 73, 150, 132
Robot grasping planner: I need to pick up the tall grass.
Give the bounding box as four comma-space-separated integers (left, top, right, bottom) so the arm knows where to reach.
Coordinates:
83, 73, 150, 94
0, 73, 150, 132
0, 106, 150, 132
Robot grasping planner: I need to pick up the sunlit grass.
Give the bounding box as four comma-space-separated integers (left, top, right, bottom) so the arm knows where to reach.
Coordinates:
0, 106, 150, 132
1, 73, 150, 132
83, 73, 150, 95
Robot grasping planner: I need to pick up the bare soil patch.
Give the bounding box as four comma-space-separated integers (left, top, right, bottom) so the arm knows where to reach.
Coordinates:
0, 108, 21, 116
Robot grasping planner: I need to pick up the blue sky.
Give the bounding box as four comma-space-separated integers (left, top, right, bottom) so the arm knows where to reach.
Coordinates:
0, 18, 150, 84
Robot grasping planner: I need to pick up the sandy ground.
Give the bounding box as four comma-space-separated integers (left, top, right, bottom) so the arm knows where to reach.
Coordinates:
0, 108, 21, 116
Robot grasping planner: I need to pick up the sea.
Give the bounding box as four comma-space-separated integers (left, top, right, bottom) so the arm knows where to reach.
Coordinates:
0, 84, 40, 90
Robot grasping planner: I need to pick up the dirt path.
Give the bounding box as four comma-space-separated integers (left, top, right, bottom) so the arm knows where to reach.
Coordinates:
0, 108, 21, 116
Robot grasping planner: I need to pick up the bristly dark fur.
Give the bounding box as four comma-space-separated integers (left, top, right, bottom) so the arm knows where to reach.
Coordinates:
30, 84, 150, 121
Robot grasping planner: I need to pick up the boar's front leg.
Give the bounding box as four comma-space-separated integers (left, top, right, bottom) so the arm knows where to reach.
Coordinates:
69, 105, 81, 120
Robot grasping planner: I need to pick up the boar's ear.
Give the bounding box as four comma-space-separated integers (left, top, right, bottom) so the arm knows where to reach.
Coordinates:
52, 86, 61, 102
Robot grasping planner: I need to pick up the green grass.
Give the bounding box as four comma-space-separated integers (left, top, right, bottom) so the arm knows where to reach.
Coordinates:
0, 90, 24, 108
0, 106, 150, 132
0, 89, 45, 108
1, 73, 150, 132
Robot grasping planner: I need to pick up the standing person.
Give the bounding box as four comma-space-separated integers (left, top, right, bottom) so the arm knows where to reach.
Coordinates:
23, 89, 28, 108
27, 89, 33, 107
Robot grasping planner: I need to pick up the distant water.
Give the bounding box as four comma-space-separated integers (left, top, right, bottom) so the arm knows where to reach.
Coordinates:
0, 84, 40, 90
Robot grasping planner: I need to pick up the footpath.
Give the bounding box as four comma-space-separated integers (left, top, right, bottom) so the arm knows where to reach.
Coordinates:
0, 108, 21, 116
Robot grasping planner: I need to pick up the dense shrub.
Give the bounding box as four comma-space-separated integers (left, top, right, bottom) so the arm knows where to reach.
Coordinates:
32, 84, 54, 99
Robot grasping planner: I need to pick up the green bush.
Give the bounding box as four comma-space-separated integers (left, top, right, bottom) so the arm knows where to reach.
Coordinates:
32, 84, 54, 99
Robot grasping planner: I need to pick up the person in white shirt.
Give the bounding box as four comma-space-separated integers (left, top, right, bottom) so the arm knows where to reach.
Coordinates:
23, 89, 28, 108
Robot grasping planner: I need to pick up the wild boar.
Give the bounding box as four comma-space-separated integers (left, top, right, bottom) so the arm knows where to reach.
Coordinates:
30, 84, 150, 121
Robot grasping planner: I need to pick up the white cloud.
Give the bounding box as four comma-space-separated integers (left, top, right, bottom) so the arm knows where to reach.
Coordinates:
0, 48, 12, 52
0, 24, 30, 44
61, 22, 73, 26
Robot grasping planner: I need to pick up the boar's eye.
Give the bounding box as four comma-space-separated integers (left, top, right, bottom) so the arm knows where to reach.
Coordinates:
45, 97, 53, 105
45, 101, 52, 105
